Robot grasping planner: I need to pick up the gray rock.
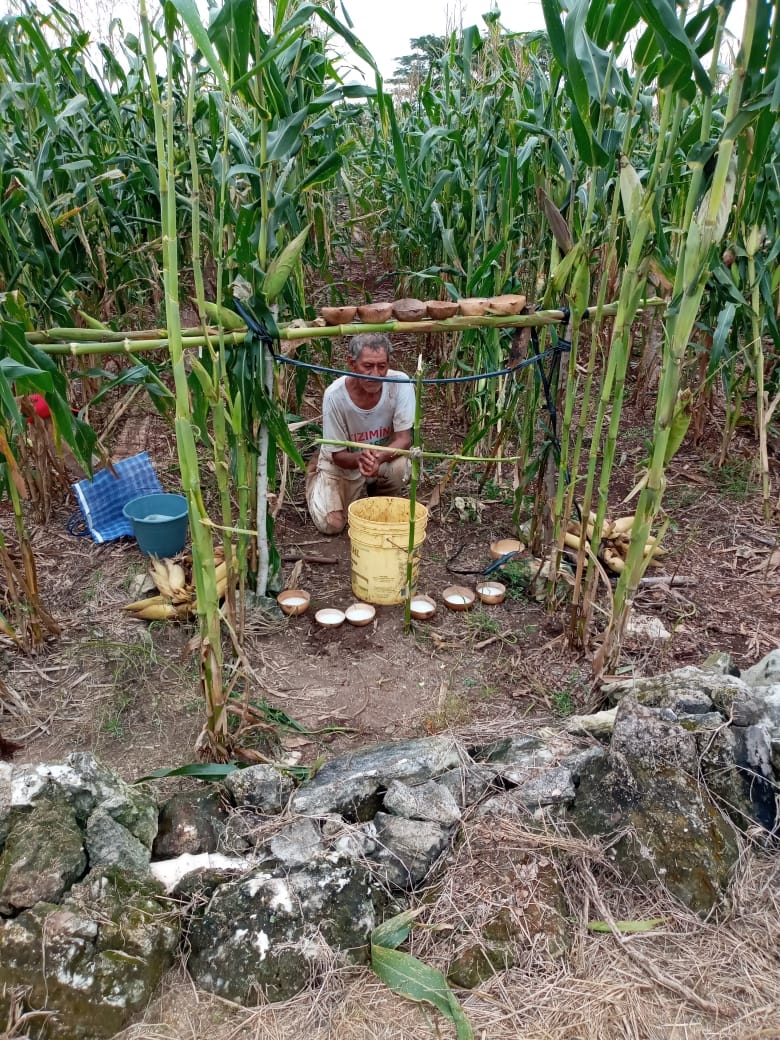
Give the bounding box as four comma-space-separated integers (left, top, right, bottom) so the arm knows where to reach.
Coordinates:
187, 862, 377, 1004
0, 799, 86, 914
291, 775, 383, 821
383, 779, 461, 826
85, 808, 151, 876
98, 789, 158, 849
436, 764, 502, 807
567, 697, 740, 914
693, 725, 757, 830
268, 818, 323, 867
732, 725, 777, 830
477, 734, 550, 764
0, 762, 12, 846
677, 711, 726, 729
612, 699, 699, 772
734, 686, 780, 734
9, 754, 128, 822
560, 746, 606, 781
602, 666, 748, 718
741, 649, 780, 687
153, 789, 227, 858
223, 764, 294, 813
701, 651, 739, 676
0, 869, 179, 1039
475, 735, 555, 784
371, 812, 449, 888
445, 824, 571, 989
329, 821, 379, 860
478, 767, 576, 815
564, 709, 617, 739
291, 737, 462, 820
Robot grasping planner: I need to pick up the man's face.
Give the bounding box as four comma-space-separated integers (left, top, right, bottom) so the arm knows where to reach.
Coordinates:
349, 347, 389, 393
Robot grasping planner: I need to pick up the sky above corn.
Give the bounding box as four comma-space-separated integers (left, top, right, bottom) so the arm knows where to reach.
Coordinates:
0, 0, 748, 83
338, 0, 546, 79
338, 0, 748, 80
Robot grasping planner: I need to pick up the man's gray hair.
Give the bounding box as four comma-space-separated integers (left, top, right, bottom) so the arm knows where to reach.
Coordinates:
349, 333, 393, 361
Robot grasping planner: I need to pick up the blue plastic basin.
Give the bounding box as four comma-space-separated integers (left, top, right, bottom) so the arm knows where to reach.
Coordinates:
122, 493, 188, 557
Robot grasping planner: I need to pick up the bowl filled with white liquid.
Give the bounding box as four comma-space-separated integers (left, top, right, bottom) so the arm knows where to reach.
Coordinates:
276, 589, 311, 616
345, 603, 376, 627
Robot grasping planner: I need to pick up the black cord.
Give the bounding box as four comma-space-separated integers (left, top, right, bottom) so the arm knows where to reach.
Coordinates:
230, 297, 571, 387
272, 346, 567, 386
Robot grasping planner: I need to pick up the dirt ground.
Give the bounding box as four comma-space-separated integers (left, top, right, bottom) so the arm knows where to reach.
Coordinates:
2, 356, 779, 781
3, 341, 780, 1040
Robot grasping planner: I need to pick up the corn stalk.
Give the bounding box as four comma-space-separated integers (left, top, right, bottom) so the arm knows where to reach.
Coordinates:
603, 0, 758, 667
139, 0, 227, 754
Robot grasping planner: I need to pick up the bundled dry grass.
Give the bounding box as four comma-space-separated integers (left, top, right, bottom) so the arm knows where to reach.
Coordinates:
113, 816, 780, 1040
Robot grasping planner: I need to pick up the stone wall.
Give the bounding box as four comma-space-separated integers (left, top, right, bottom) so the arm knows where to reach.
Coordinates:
1, 651, 779, 1039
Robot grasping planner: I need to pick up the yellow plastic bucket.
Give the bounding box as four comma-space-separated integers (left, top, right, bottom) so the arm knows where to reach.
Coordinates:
348, 496, 429, 605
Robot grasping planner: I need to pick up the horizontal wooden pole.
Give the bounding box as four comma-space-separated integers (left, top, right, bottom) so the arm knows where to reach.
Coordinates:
24, 300, 665, 357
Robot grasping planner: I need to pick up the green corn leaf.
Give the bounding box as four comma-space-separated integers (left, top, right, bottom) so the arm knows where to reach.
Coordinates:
208, 0, 255, 82
564, 0, 616, 114
185, 356, 218, 400
261, 224, 311, 303
584, 0, 610, 39
0, 359, 56, 386
419, 126, 453, 167
549, 241, 583, 294
266, 111, 308, 162
707, 302, 736, 383
568, 102, 608, 168
605, 0, 642, 45
77, 311, 112, 331
168, 0, 229, 92
423, 171, 454, 210
260, 390, 305, 468
540, 0, 567, 69
587, 917, 667, 933
371, 945, 473, 1040
664, 388, 692, 464
384, 94, 411, 199
88, 364, 175, 411
297, 153, 343, 191
134, 763, 241, 783
440, 228, 465, 274
371, 910, 419, 950
630, 0, 711, 94
202, 301, 246, 330
0, 367, 23, 429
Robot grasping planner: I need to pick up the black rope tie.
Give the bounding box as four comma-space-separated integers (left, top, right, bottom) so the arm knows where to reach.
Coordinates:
232, 300, 279, 359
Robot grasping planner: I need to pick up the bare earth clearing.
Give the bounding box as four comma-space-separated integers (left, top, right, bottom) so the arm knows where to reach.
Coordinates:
2, 341, 780, 1039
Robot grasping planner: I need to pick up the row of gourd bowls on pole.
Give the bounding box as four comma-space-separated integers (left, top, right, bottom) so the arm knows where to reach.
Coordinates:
320, 294, 527, 326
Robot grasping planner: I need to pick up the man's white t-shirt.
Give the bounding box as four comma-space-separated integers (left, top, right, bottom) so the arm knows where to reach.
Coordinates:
318, 371, 415, 480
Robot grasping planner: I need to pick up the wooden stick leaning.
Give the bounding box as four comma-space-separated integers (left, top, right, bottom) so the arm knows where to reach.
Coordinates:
316, 438, 522, 465
404, 355, 425, 631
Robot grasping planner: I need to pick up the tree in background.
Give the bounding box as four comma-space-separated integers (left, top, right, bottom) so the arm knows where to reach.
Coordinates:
388, 34, 448, 98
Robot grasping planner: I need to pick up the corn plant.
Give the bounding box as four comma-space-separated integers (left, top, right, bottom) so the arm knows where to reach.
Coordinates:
131, 0, 383, 752
0, 296, 96, 649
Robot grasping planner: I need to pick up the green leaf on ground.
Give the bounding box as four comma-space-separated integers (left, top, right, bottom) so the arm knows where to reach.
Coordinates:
371, 912, 473, 1040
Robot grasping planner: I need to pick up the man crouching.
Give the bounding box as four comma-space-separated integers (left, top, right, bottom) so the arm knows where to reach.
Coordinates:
306, 333, 414, 535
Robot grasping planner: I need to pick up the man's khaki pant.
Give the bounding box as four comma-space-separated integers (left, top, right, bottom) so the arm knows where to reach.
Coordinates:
306, 452, 410, 535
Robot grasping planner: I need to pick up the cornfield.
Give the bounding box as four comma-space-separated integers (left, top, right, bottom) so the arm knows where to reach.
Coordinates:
0, 0, 777, 745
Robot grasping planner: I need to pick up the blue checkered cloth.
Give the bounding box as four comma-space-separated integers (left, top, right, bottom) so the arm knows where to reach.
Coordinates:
72, 452, 163, 544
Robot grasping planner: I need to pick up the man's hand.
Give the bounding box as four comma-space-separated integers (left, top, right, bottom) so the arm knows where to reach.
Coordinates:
357, 448, 380, 478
